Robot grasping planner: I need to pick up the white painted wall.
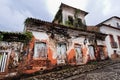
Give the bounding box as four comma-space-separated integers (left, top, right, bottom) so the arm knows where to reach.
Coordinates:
31, 31, 49, 41
104, 18, 120, 28
62, 7, 86, 25
100, 26, 120, 57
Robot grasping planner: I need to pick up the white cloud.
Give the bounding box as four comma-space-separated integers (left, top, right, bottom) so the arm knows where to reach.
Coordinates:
103, 0, 111, 15
0, 0, 120, 32
46, 0, 61, 16
85, 0, 120, 25
0, 0, 51, 32
0, 0, 34, 32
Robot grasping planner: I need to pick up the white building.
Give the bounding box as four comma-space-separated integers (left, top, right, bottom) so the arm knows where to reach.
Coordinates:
53, 3, 88, 30
97, 16, 120, 58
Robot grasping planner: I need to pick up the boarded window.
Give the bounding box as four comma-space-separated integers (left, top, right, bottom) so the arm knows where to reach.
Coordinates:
57, 43, 67, 64
75, 44, 83, 63
34, 42, 47, 59
88, 45, 95, 60
109, 34, 118, 48
109, 34, 114, 42
118, 36, 120, 48
98, 47, 105, 60
0, 52, 8, 72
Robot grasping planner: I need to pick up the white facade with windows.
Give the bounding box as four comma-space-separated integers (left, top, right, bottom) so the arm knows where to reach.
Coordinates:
97, 16, 120, 57
53, 3, 88, 29
61, 6, 87, 25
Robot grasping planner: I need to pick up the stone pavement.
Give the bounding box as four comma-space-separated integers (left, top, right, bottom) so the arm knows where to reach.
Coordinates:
19, 59, 120, 80
71, 62, 120, 80
2, 59, 120, 80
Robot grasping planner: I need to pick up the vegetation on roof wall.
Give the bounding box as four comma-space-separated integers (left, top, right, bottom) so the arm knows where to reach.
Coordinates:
65, 20, 74, 28
0, 31, 33, 43
53, 9, 62, 23
0, 33, 3, 41
64, 9, 86, 30
65, 18, 86, 30
25, 17, 45, 27
24, 18, 33, 26
24, 31, 33, 43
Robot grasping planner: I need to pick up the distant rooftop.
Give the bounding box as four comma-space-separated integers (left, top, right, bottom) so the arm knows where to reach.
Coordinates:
97, 16, 120, 26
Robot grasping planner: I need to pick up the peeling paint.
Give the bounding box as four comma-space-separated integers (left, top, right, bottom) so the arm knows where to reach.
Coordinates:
0, 41, 24, 74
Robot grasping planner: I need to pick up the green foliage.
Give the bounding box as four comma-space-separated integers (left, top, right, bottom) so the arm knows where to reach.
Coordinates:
24, 18, 35, 27
0, 31, 33, 43
53, 9, 62, 23
65, 19, 86, 29
65, 21, 74, 28
0, 34, 3, 41
24, 18, 31, 26
65, 21, 71, 25
24, 31, 33, 43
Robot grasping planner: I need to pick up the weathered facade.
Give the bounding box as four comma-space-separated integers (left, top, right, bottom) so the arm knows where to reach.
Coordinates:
24, 19, 107, 73
22, 3, 108, 73
0, 32, 32, 76
0, 3, 109, 76
0, 42, 23, 73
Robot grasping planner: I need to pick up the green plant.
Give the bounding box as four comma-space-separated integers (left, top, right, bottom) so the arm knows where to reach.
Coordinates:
65, 21, 74, 28
24, 31, 33, 44
53, 9, 62, 23
24, 18, 31, 26
65, 21, 71, 25
0, 34, 3, 41
0, 31, 33, 43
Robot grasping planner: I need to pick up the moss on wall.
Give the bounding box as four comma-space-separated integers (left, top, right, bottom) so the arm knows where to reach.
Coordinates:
0, 31, 33, 43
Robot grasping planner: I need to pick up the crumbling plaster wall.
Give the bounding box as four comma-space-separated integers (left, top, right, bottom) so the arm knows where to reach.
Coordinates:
26, 24, 107, 72
28, 29, 93, 67
0, 41, 24, 74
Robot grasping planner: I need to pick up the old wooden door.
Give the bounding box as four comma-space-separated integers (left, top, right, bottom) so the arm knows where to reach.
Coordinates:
75, 44, 83, 64
57, 43, 67, 65
88, 45, 95, 60
98, 46, 105, 60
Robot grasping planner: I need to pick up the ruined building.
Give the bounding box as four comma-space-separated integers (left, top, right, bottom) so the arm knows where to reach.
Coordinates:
24, 3, 108, 73
0, 32, 32, 75
1, 3, 114, 76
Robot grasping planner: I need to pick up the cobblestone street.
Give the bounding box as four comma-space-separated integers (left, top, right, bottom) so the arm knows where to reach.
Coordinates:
68, 62, 120, 80
16, 59, 120, 80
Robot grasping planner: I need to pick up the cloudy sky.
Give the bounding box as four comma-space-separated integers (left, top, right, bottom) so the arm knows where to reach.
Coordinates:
0, 0, 120, 32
